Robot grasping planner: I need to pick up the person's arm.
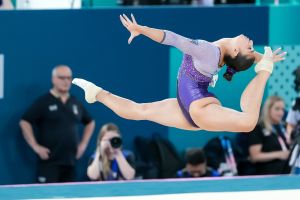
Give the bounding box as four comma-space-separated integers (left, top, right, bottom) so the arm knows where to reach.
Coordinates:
120, 14, 204, 59
249, 144, 289, 162
76, 120, 95, 159
120, 13, 163, 44
137, 25, 165, 44
115, 150, 135, 180
19, 120, 50, 160
87, 149, 101, 180
286, 108, 298, 144
247, 125, 288, 163
286, 123, 295, 144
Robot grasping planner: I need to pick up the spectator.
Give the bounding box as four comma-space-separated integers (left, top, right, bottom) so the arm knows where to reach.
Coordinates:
20, 65, 95, 183
214, 0, 254, 5
203, 136, 239, 176
87, 123, 135, 181
176, 148, 220, 178
0, 0, 14, 10
117, 0, 193, 6
286, 66, 300, 145
191, 0, 214, 6
248, 96, 290, 175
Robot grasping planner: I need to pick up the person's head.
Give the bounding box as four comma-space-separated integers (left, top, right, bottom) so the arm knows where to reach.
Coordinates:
52, 65, 72, 93
185, 148, 207, 177
97, 123, 122, 160
259, 96, 285, 131
223, 34, 256, 81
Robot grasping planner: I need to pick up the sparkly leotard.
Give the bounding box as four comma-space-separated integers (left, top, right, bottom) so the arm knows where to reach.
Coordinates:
161, 30, 221, 127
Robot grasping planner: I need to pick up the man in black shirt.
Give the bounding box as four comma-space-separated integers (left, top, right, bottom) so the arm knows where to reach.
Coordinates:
20, 65, 95, 183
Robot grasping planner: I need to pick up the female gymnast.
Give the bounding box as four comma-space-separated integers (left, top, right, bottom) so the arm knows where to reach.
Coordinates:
72, 14, 286, 133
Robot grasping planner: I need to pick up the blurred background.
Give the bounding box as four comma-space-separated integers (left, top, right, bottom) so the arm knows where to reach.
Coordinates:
0, 0, 300, 186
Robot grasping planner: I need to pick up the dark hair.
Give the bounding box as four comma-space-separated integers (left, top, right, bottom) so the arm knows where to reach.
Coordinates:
185, 148, 206, 165
293, 66, 300, 92
292, 66, 300, 111
223, 53, 255, 81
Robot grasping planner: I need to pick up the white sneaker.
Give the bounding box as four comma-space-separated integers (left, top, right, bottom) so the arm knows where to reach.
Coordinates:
72, 78, 103, 103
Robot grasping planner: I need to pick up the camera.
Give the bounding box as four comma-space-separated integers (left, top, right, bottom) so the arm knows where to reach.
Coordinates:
110, 137, 122, 149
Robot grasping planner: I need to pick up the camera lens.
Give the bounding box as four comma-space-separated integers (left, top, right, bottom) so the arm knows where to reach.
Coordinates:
110, 137, 122, 149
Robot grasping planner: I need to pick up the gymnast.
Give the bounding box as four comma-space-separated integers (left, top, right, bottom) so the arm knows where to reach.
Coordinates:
72, 14, 286, 132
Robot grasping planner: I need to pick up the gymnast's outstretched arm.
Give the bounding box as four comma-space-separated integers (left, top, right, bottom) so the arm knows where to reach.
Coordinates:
120, 14, 206, 59
119, 14, 165, 44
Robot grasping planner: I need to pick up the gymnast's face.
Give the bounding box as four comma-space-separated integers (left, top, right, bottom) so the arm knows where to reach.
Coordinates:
52, 66, 72, 93
233, 34, 255, 59
269, 100, 285, 125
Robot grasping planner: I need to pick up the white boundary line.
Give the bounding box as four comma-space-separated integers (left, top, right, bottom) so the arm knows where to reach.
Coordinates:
28, 189, 300, 200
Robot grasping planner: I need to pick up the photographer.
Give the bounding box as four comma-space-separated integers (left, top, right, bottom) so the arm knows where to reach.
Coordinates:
87, 123, 135, 181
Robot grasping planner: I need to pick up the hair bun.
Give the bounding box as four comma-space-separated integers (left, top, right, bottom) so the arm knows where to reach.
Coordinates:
223, 67, 236, 81
223, 72, 233, 81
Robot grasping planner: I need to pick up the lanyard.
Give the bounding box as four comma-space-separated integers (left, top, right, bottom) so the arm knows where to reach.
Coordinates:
272, 125, 288, 151
219, 136, 237, 175
98, 156, 119, 181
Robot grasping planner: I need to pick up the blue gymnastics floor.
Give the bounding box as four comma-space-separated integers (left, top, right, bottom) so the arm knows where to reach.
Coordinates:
0, 175, 299, 199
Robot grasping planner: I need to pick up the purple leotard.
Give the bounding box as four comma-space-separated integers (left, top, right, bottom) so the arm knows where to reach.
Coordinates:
161, 30, 221, 127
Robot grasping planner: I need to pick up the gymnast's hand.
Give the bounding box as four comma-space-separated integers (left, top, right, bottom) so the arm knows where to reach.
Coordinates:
120, 13, 141, 44
255, 47, 287, 74
266, 47, 287, 63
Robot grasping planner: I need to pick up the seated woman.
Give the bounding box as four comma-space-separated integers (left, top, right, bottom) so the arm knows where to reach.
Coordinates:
87, 123, 135, 181
248, 96, 290, 175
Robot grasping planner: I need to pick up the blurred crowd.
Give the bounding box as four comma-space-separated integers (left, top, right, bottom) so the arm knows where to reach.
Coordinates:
1, 0, 300, 185
0, 0, 257, 11
16, 64, 300, 183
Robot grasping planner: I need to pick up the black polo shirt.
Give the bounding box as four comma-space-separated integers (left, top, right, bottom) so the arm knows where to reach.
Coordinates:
248, 124, 289, 175
22, 92, 93, 165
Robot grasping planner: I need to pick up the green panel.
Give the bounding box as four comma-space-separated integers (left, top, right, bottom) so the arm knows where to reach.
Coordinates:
269, 5, 300, 109
268, 45, 300, 108
257, 0, 296, 5
92, 0, 117, 7
169, 48, 182, 98
256, 0, 300, 5
83, 0, 117, 7
269, 5, 300, 45
168, 46, 268, 152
